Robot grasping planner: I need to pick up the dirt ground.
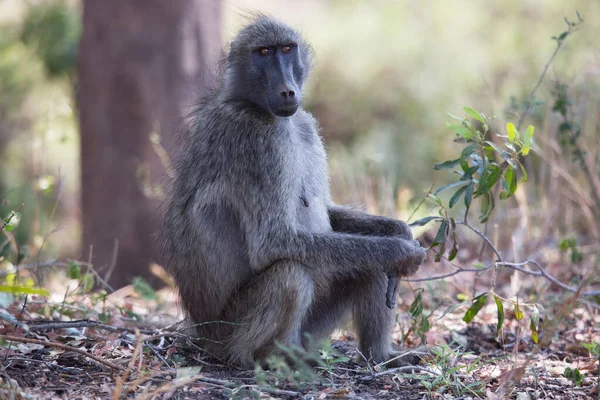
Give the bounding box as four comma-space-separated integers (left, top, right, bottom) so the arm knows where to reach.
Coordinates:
1, 303, 598, 400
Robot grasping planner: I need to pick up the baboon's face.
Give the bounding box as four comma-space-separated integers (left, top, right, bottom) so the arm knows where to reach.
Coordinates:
250, 43, 304, 117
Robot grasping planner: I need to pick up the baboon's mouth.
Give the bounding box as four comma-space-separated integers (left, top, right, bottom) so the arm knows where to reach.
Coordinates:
272, 104, 299, 117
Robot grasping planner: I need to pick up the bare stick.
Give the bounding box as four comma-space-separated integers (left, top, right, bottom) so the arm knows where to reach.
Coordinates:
26, 320, 156, 335
137, 375, 300, 399
0, 334, 122, 371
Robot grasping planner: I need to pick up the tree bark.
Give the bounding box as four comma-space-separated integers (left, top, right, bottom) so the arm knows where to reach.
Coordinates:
78, 0, 221, 288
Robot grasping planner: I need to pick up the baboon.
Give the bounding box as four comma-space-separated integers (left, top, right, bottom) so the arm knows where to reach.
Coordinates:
160, 16, 426, 368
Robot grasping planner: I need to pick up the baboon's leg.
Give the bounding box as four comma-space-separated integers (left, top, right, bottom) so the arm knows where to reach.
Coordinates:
352, 272, 395, 363
222, 260, 314, 368
301, 272, 395, 362
300, 281, 353, 344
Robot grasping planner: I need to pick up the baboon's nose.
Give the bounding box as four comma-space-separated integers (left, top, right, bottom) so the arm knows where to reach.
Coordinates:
280, 89, 295, 99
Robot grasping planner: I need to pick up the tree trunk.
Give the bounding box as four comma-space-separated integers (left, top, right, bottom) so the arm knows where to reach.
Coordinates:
78, 0, 221, 288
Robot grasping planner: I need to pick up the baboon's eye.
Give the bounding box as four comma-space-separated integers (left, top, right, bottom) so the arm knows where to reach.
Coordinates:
259, 47, 271, 56
282, 45, 292, 53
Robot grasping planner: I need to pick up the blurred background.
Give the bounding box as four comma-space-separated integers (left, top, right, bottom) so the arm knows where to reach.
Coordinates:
0, 0, 598, 289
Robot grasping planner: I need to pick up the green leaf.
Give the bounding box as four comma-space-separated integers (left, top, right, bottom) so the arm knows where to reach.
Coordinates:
446, 112, 463, 121
81, 274, 95, 292
435, 180, 469, 195
459, 144, 477, 172
462, 294, 488, 323
479, 191, 495, 223
427, 193, 443, 206
437, 303, 461, 320
460, 166, 479, 181
449, 185, 468, 208
133, 277, 158, 300
433, 158, 461, 170
483, 141, 509, 161
517, 160, 528, 183
448, 230, 458, 261
514, 304, 524, 320
522, 125, 535, 155
529, 306, 540, 344
499, 167, 517, 200
435, 241, 445, 262
477, 165, 503, 195
506, 123, 518, 143
447, 123, 472, 139
530, 318, 539, 344
431, 219, 448, 247
409, 216, 441, 227
67, 262, 81, 279
557, 31, 568, 41
464, 106, 485, 124
472, 262, 486, 269
464, 182, 475, 208
0, 286, 50, 296
493, 295, 505, 336
409, 290, 424, 317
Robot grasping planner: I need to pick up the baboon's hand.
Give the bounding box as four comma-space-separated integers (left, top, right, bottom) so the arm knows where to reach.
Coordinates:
383, 220, 413, 240
386, 238, 426, 278
403, 239, 426, 277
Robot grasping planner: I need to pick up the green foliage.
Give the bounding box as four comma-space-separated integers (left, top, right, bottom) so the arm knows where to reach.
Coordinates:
402, 343, 486, 398
20, 1, 81, 77
581, 342, 600, 357
0, 285, 49, 296
255, 336, 347, 391
66, 261, 81, 279
408, 288, 431, 343
440, 107, 533, 220
462, 293, 488, 323
132, 277, 158, 301
558, 237, 583, 264
563, 367, 584, 386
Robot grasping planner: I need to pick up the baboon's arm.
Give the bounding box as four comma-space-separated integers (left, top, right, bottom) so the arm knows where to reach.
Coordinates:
328, 205, 422, 309
236, 200, 419, 279
328, 205, 413, 240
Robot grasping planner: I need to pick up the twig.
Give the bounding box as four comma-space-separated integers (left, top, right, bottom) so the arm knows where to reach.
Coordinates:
25, 319, 156, 335
138, 375, 300, 399
496, 260, 600, 297
375, 347, 430, 369
0, 334, 122, 371
407, 184, 435, 223
103, 238, 120, 284
372, 365, 439, 378
455, 220, 502, 261
113, 329, 143, 399
357, 365, 439, 383
516, 31, 568, 131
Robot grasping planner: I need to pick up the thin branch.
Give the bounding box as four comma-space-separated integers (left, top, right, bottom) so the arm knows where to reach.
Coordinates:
516, 38, 564, 131
0, 334, 122, 371
496, 260, 600, 297
455, 220, 502, 261
137, 375, 300, 400
407, 184, 434, 223
25, 320, 156, 335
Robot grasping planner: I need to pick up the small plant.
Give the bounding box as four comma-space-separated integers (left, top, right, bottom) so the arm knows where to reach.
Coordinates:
255, 337, 349, 392
563, 367, 584, 386
405, 288, 431, 344
402, 343, 486, 398
558, 237, 584, 264
411, 106, 537, 337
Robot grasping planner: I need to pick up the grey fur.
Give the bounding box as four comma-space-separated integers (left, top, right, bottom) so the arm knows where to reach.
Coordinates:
160, 15, 426, 368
